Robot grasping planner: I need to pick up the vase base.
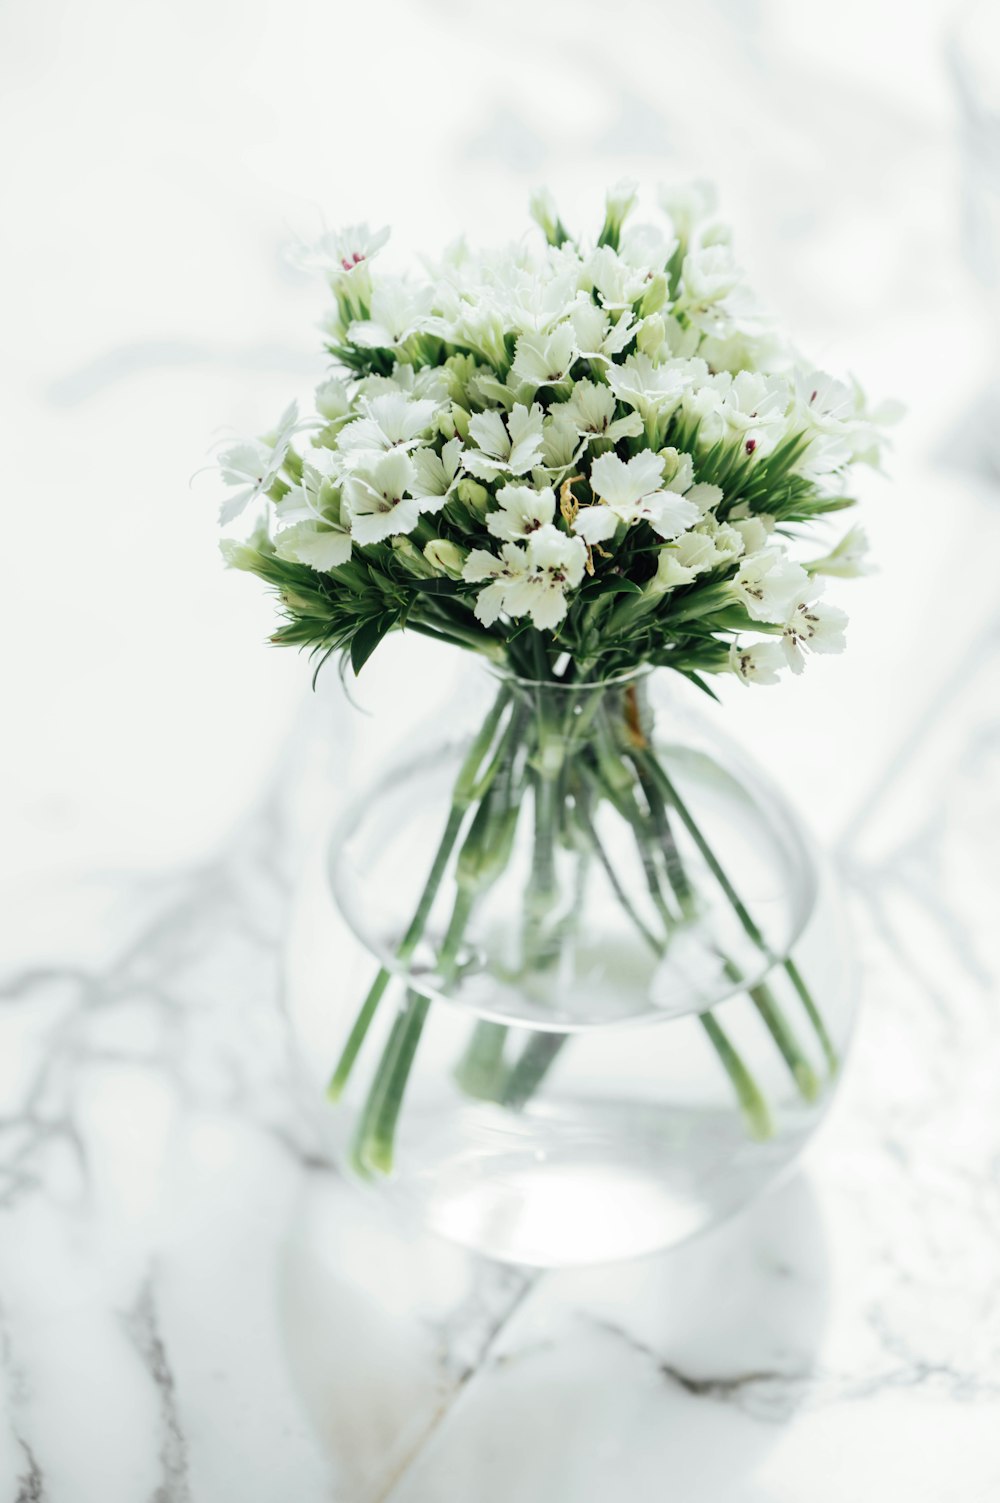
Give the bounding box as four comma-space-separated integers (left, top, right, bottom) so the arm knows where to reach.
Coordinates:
346, 1098, 811, 1268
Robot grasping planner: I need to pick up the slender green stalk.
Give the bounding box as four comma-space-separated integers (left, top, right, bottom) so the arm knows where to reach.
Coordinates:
500, 765, 774, 1139
586, 751, 812, 1118
501, 1032, 565, 1109
785, 957, 838, 1075
642, 755, 837, 1076
629, 750, 697, 921
453, 1020, 509, 1099
326, 688, 509, 1100
573, 784, 662, 954
326, 803, 463, 1100
350, 700, 529, 1170
521, 764, 562, 967
721, 958, 819, 1102
629, 742, 822, 1103
352, 886, 475, 1175
699, 1014, 773, 1141
454, 831, 592, 1104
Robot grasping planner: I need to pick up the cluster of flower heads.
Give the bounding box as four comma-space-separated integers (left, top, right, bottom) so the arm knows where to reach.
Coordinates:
218, 182, 891, 686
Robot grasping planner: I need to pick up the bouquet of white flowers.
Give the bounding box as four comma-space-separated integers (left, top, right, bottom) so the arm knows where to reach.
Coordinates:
219, 182, 890, 1180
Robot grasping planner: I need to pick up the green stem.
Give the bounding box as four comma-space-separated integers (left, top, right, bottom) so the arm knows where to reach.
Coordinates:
454, 837, 592, 1105
573, 785, 662, 955
786, 957, 838, 1076
699, 1014, 773, 1141
631, 744, 821, 1103
629, 749, 697, 921
453, 1020, 509, 1100
349, 701, 531, 1171
644, 756, 837, 1076
522, 771, 558, 960
326, 688, 509, 1100
501, 772, 773, 1140
352, 886, 475, 1175
501, 1032, 565, 1109
722, 958, 819, 1103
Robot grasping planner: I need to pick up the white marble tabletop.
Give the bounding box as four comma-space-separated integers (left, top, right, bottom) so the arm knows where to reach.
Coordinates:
4, 0, 1000, 1496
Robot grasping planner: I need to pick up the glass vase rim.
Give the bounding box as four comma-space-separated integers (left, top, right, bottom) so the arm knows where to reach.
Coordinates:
484, 661, 656, 693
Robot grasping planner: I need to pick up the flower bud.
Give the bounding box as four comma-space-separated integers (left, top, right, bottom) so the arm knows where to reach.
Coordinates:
219, 539, 259, 571
456, 478, 489, 518
639, 274, 669, 319
637, 314, 668, 358
392, 536, 436, 577
423, 539, 468, 578
529, 187, 568, 247
598, 178, 638, 249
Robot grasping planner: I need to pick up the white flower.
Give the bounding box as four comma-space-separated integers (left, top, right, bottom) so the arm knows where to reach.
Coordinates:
344, 450, 420, 544
539, 410, 584, 470
731, 549, 808, 623
348, 279, 432, 349
274, 520, 352, 571
686, 371, 790, 456
584, 246, 650, 311
659, 446, 724, 512
510, 326, 578, 390
679, 244, 742, 306
795, 368, 857, 431
600, 178, 638, 240
793, 369, 888, 473
463, 524, 586, 630
338, 393, 440, 460
217, 401, 300, 524
486, 484, 557, 542
409, 438, 463, 513
658, 180, 717, 243
694, 514, 745, 564
273, 446, 339, 527
524, 525, 588, 628
618, 221, 675, 273
607, 354, 705, 422
529, 186, 565, 244
568, 300, 638, 362
557, 380, 643, 444
805, 525, 871, 579
464, 541, 534, 626
288, 223, 390, 281
577, 451, 700, 543
315, 378, 352, 423
729, 640, 786, 686
729, 513, 773, 555
464, 403, 546, 480
781, 595, 848, 673
650, 530, 725, 591
357, 363, 449, 404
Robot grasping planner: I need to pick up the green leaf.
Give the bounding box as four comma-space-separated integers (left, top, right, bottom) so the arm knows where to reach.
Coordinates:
350, 615, 395, 675
682, 670, 722, 702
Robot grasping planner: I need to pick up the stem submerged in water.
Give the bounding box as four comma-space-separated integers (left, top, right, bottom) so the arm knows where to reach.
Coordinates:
326, 688, 510, 1101
641, 754, 837, 1078
335, 668, 837, 1177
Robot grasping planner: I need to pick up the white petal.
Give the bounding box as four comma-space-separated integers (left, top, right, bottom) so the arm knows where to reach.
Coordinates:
473, 581, 507, 626
573, 506, 618, 544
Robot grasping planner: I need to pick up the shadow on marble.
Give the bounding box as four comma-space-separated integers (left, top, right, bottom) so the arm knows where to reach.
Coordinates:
278, 1168, 830, 1502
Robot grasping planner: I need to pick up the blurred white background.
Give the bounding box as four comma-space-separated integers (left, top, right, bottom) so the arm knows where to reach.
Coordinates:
1, 0, 994, 884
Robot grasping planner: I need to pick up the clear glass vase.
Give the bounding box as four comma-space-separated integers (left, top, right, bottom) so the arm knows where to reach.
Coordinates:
289, 665, 855, 1268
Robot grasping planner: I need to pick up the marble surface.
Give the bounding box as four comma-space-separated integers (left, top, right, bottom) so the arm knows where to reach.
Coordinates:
3, 601, 1000, 1501
5, 0, 1000, 1496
